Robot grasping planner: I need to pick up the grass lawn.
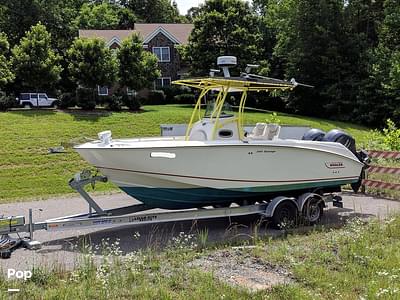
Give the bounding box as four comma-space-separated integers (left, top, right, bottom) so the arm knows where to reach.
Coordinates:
2, 213, 400, 299
0, 105, 373, 203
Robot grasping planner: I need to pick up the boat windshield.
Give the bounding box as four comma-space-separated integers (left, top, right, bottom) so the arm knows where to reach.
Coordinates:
204, 100, 234, 118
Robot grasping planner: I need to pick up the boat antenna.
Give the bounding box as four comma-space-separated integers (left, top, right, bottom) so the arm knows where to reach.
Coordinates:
290, 78, 314, 88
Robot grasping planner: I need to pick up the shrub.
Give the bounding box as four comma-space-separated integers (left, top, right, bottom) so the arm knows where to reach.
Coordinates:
122, 94, 141, 111
382, 119, 400, 151
161, 86, 189, 103
146, 90, 165, 105
76, 87, 96, 110
59, 93, 76, 109
174, 93, 196, 104
0, 91, 16, 111
107, 94, 123, 111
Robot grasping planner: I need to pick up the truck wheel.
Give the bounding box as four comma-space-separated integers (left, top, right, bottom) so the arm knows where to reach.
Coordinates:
52, 101, 60, 109
302, 197, 323, 225
271, 201, 298, 229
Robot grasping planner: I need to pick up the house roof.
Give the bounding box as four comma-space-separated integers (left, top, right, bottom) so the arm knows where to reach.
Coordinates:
78, 23, 193, 46
78, 30, 133, 47
134, 23, 193, 44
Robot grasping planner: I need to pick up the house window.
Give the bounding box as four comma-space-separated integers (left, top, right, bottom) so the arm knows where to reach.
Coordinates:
154, 77, 171, 89
152, 47, 170, 62
98, 86, 109, 96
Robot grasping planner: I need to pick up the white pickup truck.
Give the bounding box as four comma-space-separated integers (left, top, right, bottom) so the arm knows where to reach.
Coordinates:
17, 93, 59, 108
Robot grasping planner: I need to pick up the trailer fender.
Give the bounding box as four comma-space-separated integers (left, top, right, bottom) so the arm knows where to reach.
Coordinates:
264, 196, 298, 218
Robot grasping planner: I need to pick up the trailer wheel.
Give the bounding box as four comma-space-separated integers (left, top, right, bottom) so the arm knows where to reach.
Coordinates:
271, 201, 298, 229
302, 197, 323, 225
0, 251, 11, 259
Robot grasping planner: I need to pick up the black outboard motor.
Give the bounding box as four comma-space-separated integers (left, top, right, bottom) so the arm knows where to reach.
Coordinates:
323, 129, 369, 193
323, 129, 356, 154
302, 128, 326, 141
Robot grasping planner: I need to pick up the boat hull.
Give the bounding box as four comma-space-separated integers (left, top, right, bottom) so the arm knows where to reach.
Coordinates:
75, 139, 364, 209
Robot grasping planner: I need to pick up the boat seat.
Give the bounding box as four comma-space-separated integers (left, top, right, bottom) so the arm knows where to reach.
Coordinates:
264, 124, 281, 140
249, 123, 266, 139
248, 123, 281, 140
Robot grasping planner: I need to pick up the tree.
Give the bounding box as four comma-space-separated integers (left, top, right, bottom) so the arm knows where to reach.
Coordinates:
368, 0, 400, 124
12, 23, 62, 91
74, 2, 119, 29
0, 0, 84, 50
67, 37, 117, 89
185, 7, 201, 22
183, 0, 262, 75
0, 33, 14, 89
271, 0, 348, 117
123, 0, 185, 23
341, 0, 386, 125
117, 33, 160, 91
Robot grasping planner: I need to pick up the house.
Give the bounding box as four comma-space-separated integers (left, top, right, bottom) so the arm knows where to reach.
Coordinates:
79, 23, 194, 95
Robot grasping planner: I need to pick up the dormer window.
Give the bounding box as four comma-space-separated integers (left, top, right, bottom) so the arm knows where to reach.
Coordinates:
152, 47, 170, 62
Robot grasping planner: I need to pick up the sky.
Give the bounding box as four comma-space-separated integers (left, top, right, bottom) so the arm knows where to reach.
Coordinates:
174, 0, 204, 14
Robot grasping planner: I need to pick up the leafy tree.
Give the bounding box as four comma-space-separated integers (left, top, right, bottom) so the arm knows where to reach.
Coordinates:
12, 23, 62, 91
271, 0, 348, 117
117, 33, 160, 91
340, 0, 386, 125
67, 37, 117, 89
369, 0, 400, 124
0, 0, 84, 50
74, 2, 119, 29
0, 32, 14, 89
184, 0, 262, 75
0, 1, 42, 46
123, 0, 185, 23
185, 7, 201, 22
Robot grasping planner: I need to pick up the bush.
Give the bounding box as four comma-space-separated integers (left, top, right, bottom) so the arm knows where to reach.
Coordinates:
107, 94, 123, 111
146, 90, 166, 105
122, 94, 141, 111
0, 91, 16, 111
161, 86, 189, 103
59, 93, 76, 109
382, 119, 400, 151
174, 93, 196, 104
76, 87, 96, 110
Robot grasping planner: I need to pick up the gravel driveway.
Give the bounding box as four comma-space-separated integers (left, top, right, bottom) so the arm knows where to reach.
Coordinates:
1, 191, 399, 273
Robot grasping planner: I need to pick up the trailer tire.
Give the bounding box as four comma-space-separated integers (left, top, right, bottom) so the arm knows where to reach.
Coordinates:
271, 201, 298, 229
302, 197, 323, 225
0, 251, 11, 259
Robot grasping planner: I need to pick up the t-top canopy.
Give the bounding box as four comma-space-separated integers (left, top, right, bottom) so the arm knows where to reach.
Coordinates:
173, 76, 296, 92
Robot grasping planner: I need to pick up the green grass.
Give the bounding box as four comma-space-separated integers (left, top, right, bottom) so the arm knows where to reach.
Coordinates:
2, 213, 400, 299
0, 105, 373, 203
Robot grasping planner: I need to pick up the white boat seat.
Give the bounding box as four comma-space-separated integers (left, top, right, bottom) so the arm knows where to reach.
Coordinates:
249, 123, 266, 139
265, 124, 281, 140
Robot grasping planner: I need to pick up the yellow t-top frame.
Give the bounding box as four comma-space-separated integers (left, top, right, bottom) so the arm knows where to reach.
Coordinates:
173, 77, 294, 141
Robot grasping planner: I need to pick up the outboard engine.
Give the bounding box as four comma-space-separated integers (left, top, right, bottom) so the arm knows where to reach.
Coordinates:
302, 128, 326, 141
323, 129, 370, 193
323, 129, 356, 154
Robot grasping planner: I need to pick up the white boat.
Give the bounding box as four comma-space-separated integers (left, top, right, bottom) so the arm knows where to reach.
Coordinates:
75, 56, 368, 209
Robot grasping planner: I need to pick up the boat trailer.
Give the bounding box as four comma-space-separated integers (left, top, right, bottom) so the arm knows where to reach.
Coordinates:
0, 170, 343, 258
